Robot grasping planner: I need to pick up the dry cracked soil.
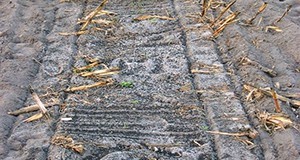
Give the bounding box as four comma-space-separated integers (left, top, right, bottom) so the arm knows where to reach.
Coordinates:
0, 0, 300, 160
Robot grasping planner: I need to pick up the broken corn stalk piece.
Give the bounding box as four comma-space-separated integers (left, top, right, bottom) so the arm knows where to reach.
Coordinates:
134, 15, 175, 21
265, 26, 282, 32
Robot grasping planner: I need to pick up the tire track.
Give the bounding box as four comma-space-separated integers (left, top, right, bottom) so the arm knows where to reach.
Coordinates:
53, 0, 214, 159
215, 1, 300, 159
173, 0, 264, 159
0, 0, 55, 158
0, 1, 86, 159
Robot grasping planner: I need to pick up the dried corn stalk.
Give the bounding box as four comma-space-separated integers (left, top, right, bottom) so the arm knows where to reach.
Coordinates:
65, 78, 114, 92
207, 129, 258, 147
257, 111, 292, 132
207, 129, 258, 139
78, 19, 113, 26
201, 0, 212, 17
247, 2, 268, 24
274, 5, 292, 24
58, 30, 89, 36
191, 63, 221, 74
80, 0, 109, 31
23, 112, 44, 122
244, 84, 300, 108
73, 61, 101, 73
30, 88, 50, 119
270, 88, 281, 113
265, 26, 282, 32
8, 102, 58, 116
134, 15, 175, 21
244, 85, 264, 102
213, 11, 240, 37
51, 135, 84, 154
210, 0, 236, 27
240, 57, 277, 77
79, 67, 119, 77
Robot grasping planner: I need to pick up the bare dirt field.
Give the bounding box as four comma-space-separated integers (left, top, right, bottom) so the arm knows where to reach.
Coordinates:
0, 0, 299, 159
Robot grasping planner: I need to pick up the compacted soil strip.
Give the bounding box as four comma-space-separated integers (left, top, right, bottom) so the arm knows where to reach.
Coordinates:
174, 0, 263, 159
1, 1, 84, 159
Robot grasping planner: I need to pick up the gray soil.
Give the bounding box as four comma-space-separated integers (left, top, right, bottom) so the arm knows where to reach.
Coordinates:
0, 0, 299, 160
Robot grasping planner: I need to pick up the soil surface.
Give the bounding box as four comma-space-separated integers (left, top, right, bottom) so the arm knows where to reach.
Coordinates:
0, 0, 299, 160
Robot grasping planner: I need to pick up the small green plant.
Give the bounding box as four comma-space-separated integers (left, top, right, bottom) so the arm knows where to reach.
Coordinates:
200, 125, 209, 131
150, 18, 159, 24
131, 100, 139, 104
123, 123, 129, 129
86, 68, 93, 72
73, 67, 93, 73
120, 81, 134, 88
